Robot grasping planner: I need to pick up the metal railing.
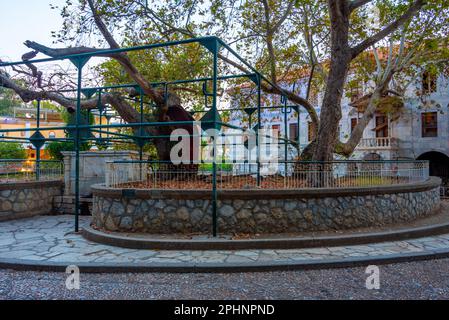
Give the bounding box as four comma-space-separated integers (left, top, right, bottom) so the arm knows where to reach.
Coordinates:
105, 160, 429, 190
356, 137, 398, 150
0, 159, 63, 182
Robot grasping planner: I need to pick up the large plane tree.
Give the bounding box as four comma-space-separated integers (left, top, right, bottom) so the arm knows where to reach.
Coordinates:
0, 0, 448, 162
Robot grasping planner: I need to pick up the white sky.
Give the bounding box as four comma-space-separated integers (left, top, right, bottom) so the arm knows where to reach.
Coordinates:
0, 0, 66, 61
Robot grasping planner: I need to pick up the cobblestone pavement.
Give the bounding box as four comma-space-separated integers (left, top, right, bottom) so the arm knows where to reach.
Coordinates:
0, 258, 448, 299
1, 215, 449, 266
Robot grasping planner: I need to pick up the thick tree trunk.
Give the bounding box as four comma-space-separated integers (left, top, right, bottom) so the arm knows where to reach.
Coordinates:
312, 0, 426, 161
312, 0, 351, 162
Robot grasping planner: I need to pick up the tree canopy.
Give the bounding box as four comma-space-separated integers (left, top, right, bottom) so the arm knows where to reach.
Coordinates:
0, 0, 448, 161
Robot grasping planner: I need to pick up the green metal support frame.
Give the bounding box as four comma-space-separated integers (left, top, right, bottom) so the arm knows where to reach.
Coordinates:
0, 36, 304, 237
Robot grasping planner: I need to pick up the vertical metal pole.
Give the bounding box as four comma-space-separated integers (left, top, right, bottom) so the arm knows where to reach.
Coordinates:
248, 111, 252, 176
74, 63, 82, 233
139, 90, 144, 180
283, 97, 288, 176
297, 108, 300, 154
212, 40, 218, 237
36, 99, 41, 181
256, 74, 261, 186
106, 114, 110, 141
98, 89, 102, 139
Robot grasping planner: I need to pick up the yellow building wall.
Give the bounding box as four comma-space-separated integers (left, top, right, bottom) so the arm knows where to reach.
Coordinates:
0, 121, 66, 139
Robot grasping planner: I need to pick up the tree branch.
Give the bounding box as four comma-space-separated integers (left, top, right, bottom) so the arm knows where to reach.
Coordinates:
259, 0, 278, 83
349, 0, 373, 13
351, 0, 427, 59
86, 0, 120, 49
271, 0, 296, 33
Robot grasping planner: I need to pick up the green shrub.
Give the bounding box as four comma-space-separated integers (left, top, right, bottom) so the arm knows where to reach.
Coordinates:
199, 162, 233, 172
0, 142, 26, 159
46, 141, 91, 160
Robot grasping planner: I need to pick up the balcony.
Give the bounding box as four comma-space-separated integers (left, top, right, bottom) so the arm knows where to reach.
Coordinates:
356, 137, 398, 150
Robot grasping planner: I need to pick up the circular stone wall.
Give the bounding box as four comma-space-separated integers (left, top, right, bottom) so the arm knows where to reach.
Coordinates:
91, 177, 441, 234
0, 180, 63, 222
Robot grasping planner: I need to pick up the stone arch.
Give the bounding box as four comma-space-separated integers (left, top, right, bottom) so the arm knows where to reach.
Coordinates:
417, 151, 449, 180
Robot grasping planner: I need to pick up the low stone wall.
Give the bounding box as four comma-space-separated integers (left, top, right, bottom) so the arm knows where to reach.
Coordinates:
0, 180, 63, 222
91, 177, 442, 234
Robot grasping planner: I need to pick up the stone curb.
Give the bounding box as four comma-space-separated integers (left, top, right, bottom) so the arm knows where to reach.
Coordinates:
82, 221, 449, 250
1, 248, 449, 273
81, 219, 449, 250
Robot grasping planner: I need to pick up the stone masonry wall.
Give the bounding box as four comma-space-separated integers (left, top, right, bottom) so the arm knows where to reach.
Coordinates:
0, 181, 62, 222
92, 178, 441, 234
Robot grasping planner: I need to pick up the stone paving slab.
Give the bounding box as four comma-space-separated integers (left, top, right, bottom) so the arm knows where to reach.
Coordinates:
1, 215, 449, 271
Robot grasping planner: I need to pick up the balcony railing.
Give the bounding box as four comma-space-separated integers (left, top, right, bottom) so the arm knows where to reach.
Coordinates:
356, 137, 398, 150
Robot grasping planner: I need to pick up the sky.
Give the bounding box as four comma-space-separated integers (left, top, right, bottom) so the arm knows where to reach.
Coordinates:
0, 0, 66, 61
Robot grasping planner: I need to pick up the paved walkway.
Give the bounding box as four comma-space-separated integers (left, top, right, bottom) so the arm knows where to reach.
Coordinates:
2, 258, 449, 299
1, 215, 449, 268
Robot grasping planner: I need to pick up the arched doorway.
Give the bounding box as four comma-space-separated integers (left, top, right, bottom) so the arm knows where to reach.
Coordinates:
417, 151, 449, 178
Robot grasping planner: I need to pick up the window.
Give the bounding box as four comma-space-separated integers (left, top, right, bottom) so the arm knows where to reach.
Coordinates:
289, 123, 298, 141
422, 71, 437, 94
350, 118, 358, 133
375, 115, 388, 138
308, 122, 316, 142
271, 124, 281, 137
421, 112, 438, 137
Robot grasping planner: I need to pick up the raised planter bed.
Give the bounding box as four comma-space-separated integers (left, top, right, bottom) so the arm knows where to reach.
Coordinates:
91, 177, 442, 235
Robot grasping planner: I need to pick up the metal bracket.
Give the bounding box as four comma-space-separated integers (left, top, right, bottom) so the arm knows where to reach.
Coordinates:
199, 38, 221, 55
248, 73, 260, 86
69, 56, 90, 70
29, 131, 46, 150
200, 108, 222, 132
280, 95, 287, 104
133, 137, 147, 148
202, 81, 214, 97
132, 84, 144, 95
291, 105, 300, 114
81, 88, 97, 99
243, 108, 257, 116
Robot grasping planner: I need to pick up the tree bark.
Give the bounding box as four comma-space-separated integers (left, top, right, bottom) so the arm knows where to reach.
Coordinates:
0, 69, 186, 161
312, 0, 352, 162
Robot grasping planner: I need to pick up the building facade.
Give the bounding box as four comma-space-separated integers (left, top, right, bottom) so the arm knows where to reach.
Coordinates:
227, 72, 449, 186
0, 107, 66, 159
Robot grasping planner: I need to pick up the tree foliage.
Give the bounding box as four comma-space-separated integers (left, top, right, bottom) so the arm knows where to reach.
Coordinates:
0, 87, 21, 116
1, 0, 448, 161
0, 142, 27, 159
